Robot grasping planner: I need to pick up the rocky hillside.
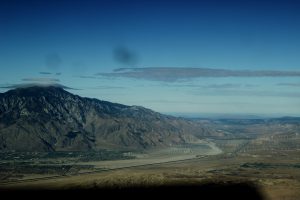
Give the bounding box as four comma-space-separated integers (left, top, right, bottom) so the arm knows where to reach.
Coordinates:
0, 86, 214, 151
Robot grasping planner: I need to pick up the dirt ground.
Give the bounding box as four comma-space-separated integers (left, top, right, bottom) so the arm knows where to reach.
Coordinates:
1, 151, 300, 200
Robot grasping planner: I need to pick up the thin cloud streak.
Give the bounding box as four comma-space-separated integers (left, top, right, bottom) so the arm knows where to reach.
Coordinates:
190, 89, 300, 98
77, 75, 98, 79
96, 67, 300, 82
160, 83, 258, 89
22, 78, 60, 82
92, 86, 126, 90
39, 72, 52, 75
200, 84, 241, 89
0, 83, 79, 90
39, 72, 61, 76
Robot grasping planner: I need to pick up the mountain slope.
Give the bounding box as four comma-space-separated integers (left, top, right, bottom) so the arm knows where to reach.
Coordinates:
0, 86, 213, 151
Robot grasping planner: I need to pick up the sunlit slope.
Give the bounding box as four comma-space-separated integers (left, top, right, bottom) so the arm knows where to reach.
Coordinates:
0, 86, 216, 151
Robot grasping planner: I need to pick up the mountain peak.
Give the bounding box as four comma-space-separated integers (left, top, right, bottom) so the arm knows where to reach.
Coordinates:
2, 85, 72, 97
13, 85, 65, 91
0, 85, 211, 152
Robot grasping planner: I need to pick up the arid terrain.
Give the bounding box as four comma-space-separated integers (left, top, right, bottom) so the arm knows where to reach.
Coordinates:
1, 87, 299, 199
1, 119, 299, 200
2, 0, 300, 199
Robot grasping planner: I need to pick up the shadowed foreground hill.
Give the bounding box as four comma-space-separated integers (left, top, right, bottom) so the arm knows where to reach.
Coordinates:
0, 182, 265, 200
0, 86, 215, 151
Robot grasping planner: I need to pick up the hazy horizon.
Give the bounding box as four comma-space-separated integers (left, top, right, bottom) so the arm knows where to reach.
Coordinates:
1, 0, 300, 116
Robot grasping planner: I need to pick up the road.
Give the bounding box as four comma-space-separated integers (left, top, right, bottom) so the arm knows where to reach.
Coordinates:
0, 141, 223, 187
0, 155, 209, 187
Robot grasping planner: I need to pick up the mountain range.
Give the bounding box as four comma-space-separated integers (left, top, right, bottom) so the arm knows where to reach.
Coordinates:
0, 86, 216, 151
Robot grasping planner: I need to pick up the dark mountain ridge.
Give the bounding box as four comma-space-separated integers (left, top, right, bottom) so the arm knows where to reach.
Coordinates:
0, 86, 213, 152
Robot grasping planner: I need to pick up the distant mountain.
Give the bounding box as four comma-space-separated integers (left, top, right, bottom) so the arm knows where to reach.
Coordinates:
0, 86, 214, 152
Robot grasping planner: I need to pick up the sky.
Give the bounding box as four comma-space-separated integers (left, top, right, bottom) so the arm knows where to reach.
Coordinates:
0, 0, 300, 117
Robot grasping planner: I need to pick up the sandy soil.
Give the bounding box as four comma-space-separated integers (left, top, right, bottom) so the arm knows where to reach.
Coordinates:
77, 140, 222, 169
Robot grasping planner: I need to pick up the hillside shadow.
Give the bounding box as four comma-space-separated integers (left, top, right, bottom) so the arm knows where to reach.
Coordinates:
1, 182, 266, 200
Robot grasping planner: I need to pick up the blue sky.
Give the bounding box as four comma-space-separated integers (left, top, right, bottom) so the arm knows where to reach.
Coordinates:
0, 0, 300, 117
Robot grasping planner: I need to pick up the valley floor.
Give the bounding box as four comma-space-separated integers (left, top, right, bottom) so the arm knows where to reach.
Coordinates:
1, 140, 300, 200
